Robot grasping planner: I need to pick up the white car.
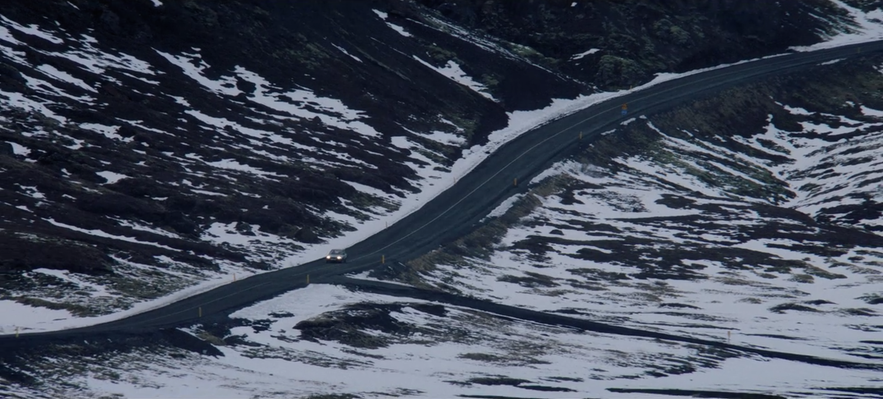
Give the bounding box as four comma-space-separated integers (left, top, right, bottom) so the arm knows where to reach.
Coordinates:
325, 249, 348, 263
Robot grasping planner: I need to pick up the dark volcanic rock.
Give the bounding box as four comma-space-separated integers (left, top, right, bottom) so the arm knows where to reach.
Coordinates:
416, 0, 846, 89
0, 231, 114, 275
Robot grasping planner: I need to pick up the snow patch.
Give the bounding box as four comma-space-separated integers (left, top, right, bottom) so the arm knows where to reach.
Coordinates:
96, 171, 128, 185
571, 48, 600, 60
413, 57, 495, 100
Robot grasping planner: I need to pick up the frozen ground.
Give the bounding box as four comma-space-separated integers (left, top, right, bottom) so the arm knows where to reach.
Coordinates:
16, 284, 878, 399
2, 2, 883, 399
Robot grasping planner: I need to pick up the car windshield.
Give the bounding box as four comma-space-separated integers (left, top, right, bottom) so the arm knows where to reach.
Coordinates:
329, 249, 345, 255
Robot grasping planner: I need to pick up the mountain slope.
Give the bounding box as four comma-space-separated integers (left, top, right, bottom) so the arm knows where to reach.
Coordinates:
0, 0, 864, 320
417, 0, 852, 86
2, 1, 883, 398
58, 50, 880, 399
0, 0, 554, 315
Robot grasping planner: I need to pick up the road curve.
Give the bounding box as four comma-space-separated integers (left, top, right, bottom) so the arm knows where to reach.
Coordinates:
3, 40, 883, 345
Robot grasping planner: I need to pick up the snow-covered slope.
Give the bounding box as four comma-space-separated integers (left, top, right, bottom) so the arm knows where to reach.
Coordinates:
3, 1, 883, 398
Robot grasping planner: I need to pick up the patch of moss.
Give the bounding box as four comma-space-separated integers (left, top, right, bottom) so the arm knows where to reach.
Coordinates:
769, 303, 819, 313
426, 45, 457, 64
789, 274, 815, 284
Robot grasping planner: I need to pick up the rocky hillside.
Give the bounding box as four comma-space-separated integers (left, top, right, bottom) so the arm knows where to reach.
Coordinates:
0, 0, 864, 316
3, 1, 883, 398
9, 50, 883, 399
417, 0, 852, 87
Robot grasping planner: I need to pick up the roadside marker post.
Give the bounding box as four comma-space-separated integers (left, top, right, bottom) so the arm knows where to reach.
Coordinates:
15, 326, 19, 338
382, 255, 385, 264
306, 274, 310, 284
513, 178, 517, 187
198, 307, 202, 318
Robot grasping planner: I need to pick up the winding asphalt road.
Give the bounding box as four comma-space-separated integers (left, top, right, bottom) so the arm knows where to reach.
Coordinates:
4, 41, 883, 370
